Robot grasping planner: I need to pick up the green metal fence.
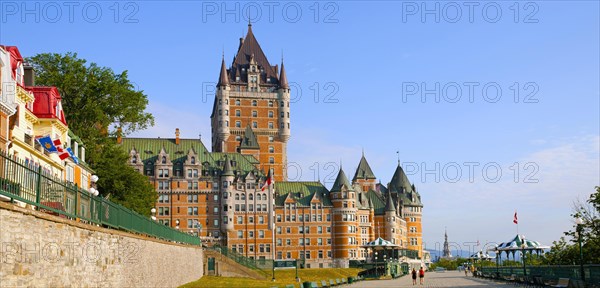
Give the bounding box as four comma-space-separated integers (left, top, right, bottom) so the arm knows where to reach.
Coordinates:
479, 265, 600, 285
0, 151, 200, 246
207, 245, 271, 276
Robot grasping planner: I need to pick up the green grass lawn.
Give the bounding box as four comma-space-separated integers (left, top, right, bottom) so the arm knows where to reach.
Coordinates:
180, 268, 362, 288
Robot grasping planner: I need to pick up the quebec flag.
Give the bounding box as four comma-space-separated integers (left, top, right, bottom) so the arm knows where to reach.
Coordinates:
36, 136, 57, 153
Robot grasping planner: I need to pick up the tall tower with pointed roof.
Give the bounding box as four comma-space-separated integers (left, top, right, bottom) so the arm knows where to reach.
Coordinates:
388, 162, 423, 258
330, 167, 359, 267
211, 23, 290, 181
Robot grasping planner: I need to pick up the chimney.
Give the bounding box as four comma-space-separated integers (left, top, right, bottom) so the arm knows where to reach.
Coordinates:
24, 64, 35, 86
175, 128, 180, 145
116, 127, 122, 144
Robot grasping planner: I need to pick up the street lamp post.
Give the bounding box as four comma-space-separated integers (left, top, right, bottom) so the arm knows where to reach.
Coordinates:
150, 208, 157, 221
521, 243, 526, 277
495, 249, 500, 279
375, 251, 379, 276
575, 217, 585, 281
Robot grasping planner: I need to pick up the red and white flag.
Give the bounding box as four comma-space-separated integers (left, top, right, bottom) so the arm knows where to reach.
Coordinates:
513, 211, 518, 224
53, 139, 70, 160
261, 171, 274, 191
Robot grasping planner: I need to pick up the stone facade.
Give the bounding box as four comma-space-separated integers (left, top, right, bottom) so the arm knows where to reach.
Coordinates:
0, 202, 203, 287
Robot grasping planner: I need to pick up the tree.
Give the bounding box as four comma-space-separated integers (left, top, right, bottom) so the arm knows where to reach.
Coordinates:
26, 53, 154, 165
543, 186, 600, 264
27, 53, 156, 215
93, 143, 156, 216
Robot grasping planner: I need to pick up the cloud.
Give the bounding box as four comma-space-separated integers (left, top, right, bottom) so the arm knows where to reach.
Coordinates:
422, 135, 600, 249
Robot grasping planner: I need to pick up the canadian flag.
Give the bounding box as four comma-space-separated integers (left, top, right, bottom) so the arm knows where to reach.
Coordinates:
513, 211, 518, 224
261, 171, 274, 191
53, 139, 70, 160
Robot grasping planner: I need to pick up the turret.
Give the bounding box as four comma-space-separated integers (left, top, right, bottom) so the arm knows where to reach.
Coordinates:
216, 56, 231, 145
384, 189, 397, 241
278, 60, 290, 142
221, 156, 235, 231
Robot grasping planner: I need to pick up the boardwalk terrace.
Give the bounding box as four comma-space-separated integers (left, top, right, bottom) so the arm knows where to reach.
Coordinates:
119, 24, 426, 268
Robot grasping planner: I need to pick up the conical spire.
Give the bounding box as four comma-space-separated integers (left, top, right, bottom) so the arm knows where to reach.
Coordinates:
384, 189, 396, 212
279, 60, 289, 89
217, 56, 229, 86
389, 163, 413, 193
239, 124, 260, 149
331, 168, 353, 192
353, 154, 376, 181
222, 155, 234, 177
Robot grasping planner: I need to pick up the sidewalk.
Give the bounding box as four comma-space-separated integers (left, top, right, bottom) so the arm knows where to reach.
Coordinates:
348, 270, 514, 287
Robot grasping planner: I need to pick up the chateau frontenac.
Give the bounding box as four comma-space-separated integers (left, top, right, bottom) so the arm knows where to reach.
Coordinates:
118, 24, 425, 268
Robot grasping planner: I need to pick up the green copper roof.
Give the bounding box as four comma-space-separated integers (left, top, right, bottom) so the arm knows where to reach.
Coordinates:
275, 181, 332, 206
118, 138, 261, 176
330, 168, 353, 192
388, 164, 414, 194
210, 152, 262, 176
119, 138, 212, 164
364, 190, 385, 215
353, 155, 377, 180
239, 125, 260, 150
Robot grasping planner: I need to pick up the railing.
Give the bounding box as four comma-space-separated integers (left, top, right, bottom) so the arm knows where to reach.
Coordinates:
206, 245, 271, 276
479, 265, 600, 285
0, 151, 200, 246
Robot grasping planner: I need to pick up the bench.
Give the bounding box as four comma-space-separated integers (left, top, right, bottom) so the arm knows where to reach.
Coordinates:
309, 282, 318, 288
321, 280, 329, 287
285, 284, 295, 288
329, 279, 335, 286
335, 278, 341, 285
550, 278, 570, 288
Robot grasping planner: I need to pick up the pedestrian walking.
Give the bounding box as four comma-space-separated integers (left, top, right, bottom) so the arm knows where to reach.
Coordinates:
419, 266, 425, 285
411, 268, 417, 285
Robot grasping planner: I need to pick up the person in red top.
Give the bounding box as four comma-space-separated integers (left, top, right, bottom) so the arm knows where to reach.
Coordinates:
419, 267, 425, 285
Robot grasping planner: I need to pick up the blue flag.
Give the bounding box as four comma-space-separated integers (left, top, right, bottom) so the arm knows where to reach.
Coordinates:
37, 136, 57, 153
66, 147, 79, 164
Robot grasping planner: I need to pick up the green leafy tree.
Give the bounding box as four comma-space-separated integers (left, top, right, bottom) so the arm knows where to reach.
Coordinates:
26, 53, 156, 215
26, 53, 154, 165
93, 143, 156, 216
543, 186, 600, 265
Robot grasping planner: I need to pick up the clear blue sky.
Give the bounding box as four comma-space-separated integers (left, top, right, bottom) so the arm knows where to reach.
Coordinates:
2, 1, 598, 253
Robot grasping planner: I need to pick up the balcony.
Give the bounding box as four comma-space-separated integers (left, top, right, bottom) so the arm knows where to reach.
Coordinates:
23, 134, 33, 146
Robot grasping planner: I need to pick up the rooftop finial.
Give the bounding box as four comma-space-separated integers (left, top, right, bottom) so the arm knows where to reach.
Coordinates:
362, 147, 364, 157
396, 150, 400, 165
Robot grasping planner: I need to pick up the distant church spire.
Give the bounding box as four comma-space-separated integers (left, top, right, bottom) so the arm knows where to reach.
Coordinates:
443, 227, 451, 258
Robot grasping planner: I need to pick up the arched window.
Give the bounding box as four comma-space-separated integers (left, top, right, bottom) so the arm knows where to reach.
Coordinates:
132, 155, 137, 164
256, 194, 261, 201
252, 100, 257, 106
235, 99, 240, 105
249, 193, 254, 200
241, 194, 246, 200
269, 146, 274, 153
162, 156, 167, 164
235, 193, 240, 200
268, 101, 273, 107
262, 193, 267, 200
191, 156, 196, 164
268, 111, 273, 118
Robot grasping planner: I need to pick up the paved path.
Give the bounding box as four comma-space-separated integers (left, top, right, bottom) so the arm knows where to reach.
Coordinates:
348, 271, 512, 288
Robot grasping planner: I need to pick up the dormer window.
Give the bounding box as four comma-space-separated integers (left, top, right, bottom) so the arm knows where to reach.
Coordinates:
16, 63, 23, 85
55, 102, 63, 117
251, 66, 256, 72
132, 155, 137, 164
162, 156, 167, 164
191, 156, 196, 164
